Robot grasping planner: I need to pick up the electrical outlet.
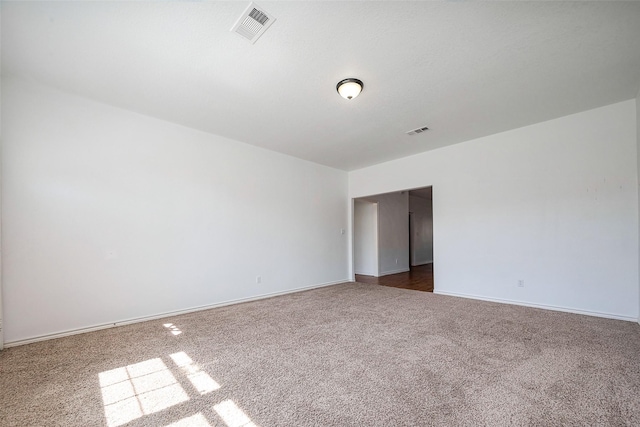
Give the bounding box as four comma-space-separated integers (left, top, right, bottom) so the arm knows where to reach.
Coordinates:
256, 276, 261, 284
395, 258, 398, 264
518, 280, 524, 288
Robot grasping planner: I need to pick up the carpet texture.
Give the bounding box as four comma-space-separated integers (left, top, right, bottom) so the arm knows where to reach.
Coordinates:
1, 283, 639, 426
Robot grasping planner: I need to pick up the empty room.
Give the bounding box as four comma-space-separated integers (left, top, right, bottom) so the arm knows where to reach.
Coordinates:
1, 2, 640, 426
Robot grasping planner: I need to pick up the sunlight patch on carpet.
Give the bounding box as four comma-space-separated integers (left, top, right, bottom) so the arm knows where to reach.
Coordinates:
164, 323, 183, 335
214, 399, 259, 427
99, 352, 256, 427
165, 412, 212, 427
99, 358, 189, 427
170, 351, 221, 394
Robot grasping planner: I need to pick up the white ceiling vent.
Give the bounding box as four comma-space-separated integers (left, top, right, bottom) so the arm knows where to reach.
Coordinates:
231, 2, 276, 44
406, 126, 429, 136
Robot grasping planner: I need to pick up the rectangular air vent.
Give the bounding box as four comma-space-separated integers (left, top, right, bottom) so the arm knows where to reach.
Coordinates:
231, 2, 276, 44
406, 126, 429, 136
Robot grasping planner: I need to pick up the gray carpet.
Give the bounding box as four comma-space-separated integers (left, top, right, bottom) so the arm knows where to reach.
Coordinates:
1, 282, 639, 426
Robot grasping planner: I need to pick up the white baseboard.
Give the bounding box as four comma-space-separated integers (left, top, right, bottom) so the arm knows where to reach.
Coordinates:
410, 261, 433, 267
433, 290, 638, 322
379, 268, 410, 276
354, 270, 378, 277
4, 279, 348, 348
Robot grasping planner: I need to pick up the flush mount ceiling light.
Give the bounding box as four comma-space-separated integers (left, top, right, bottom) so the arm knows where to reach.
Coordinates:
336, 78, 363, 100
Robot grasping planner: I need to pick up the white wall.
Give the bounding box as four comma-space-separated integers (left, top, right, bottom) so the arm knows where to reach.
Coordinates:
2, 78, 349, 344
409, 195, 433, 266
354, 200, 378, 276
0, 8, 3, 348
637, 88, 640, 324
362, 192, 409, 276
350, 100, 639, 320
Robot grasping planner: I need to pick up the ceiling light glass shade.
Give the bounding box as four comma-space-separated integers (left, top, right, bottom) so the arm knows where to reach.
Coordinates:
336, 78, 363, 100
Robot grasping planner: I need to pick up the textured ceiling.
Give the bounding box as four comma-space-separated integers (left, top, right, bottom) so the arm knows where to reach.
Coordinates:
3, 1, 640, 171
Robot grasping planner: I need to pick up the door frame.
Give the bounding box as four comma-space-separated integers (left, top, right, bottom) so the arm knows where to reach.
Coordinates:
353, 199, 380, 277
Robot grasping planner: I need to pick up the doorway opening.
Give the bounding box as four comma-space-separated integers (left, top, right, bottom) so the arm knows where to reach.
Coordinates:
353, 199, 379, 277
353, 186, 433, 292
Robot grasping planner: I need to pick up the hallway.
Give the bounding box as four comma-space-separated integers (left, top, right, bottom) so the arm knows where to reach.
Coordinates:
355, 263, 434, 292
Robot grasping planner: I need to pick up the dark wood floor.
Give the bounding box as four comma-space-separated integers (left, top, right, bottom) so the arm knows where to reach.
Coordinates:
355, 263, 434, 292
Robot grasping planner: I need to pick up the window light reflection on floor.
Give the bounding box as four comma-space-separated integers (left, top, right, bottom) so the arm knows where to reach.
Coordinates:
214, 399, 260, 427
163, 323, 183, 335
99, 352, 253, 427
99, 358, 189, 427
165, 412, 212, 427
170, 351, 221, 394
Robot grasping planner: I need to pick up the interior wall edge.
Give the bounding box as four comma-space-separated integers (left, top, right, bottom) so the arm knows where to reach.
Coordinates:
636, 83, 640, 326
